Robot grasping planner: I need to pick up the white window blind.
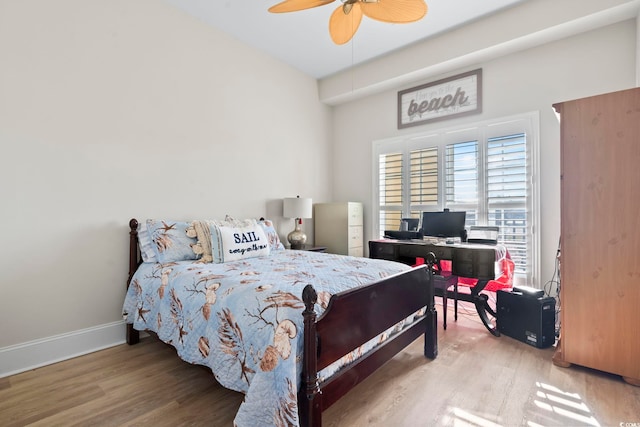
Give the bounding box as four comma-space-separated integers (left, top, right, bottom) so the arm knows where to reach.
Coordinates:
486, 133, 528, 276
445, 140, 478, 204
378, 152, 403, 232
409, 147, 438, 219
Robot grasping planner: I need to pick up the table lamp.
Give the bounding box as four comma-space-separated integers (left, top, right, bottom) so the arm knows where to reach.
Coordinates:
283, 196, 312, 249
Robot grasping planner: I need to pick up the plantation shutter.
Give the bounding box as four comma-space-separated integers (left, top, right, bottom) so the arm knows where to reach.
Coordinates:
444, 140, 479, 225
409, 147, 438, 218
486, 133, 528, 275
378, 152, 403, 232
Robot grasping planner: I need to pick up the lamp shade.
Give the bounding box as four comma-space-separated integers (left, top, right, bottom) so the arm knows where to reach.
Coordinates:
283, 197, 312, 219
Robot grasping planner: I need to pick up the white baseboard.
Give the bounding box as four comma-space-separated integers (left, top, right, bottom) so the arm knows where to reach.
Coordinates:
0, 320, 126, 378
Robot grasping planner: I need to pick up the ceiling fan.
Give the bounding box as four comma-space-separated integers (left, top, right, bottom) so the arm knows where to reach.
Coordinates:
268, 0, 428, 45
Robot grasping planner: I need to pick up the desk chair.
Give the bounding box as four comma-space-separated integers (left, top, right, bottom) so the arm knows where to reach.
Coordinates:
415, 257, 458, 329
434, 270, 458, 329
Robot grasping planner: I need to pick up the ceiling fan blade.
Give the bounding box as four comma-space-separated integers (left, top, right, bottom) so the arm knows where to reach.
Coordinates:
329, 3, 364, 45
360, 0, 427, 23
268, 0, 336, 13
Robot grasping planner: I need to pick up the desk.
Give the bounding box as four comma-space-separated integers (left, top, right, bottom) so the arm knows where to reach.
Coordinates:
369, 239, 506, 336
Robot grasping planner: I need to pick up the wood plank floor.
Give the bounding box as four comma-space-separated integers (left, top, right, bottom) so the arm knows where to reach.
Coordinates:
2, 303, 639, 426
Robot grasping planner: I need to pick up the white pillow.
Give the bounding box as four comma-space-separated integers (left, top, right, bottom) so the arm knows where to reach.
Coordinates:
210, 220, 271, 263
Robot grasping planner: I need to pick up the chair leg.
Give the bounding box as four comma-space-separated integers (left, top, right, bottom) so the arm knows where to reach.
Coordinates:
442, 291, 447, 330
454, 281, 458, 322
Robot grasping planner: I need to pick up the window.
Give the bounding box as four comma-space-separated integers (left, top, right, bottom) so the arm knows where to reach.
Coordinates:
373, 113, 539, 285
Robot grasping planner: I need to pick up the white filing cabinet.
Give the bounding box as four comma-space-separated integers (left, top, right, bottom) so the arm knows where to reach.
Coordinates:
314, 202, 363, 256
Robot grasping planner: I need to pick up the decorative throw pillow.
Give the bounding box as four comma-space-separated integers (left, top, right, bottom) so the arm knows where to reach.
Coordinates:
210, 220, 271, 263
137, 221, 158, 263
258, 219, 285, 251
187, 217, 254, 263
186, 220, 214, 263
146, 219, 199, 263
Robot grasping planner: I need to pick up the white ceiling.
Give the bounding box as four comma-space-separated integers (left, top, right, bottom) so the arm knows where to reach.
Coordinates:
163, 0, 529, 79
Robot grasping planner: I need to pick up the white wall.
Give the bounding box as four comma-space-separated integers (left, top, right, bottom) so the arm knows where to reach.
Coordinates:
0, 0, 332, 366
330, 20, 637, 287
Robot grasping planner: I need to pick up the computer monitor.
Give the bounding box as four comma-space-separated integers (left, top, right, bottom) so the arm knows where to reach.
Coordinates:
421, 210, 466, 239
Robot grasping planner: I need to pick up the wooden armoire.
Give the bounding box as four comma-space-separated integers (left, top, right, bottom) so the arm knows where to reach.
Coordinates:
552, 88, 640, 385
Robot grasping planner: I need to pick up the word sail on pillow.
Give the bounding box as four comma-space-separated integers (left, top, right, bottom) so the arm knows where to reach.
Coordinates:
187, 217, 254, 263
210, 221, 271, 263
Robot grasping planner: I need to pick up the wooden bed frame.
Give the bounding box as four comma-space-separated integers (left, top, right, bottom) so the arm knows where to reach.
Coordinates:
125, 218, 438, 427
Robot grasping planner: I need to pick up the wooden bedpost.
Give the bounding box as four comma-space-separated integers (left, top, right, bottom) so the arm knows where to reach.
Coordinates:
299, 284, 322, 427
127, 218, 139, 287
423, 252, 438, 359
126, 218, 140, 345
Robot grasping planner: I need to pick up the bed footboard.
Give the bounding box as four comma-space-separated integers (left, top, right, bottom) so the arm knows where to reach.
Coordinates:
299, 264, 437, 427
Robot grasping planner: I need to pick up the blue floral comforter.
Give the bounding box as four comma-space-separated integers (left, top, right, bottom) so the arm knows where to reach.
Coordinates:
122, 250, 409, 426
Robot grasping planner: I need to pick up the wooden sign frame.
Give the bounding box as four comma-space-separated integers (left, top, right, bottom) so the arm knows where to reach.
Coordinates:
398, 69, 482, 129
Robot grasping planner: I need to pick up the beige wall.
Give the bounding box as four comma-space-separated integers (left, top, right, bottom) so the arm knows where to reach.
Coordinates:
329, 19, 637, 287
1, 0, 638, 373
0, 0, 332, 349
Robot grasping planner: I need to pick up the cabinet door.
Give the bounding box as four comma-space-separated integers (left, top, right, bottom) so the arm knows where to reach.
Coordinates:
558, 88, 640, 380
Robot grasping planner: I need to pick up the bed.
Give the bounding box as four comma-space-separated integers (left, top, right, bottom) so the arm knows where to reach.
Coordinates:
123, 218, 438, 427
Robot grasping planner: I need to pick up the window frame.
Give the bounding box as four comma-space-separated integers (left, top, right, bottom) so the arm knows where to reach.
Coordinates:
372, 112, 540, 286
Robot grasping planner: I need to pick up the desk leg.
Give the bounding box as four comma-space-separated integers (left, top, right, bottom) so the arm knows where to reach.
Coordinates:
471, 280, 500, 337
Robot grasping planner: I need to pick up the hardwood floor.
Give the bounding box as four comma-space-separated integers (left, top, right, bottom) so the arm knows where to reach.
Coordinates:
2, 303, 639, 426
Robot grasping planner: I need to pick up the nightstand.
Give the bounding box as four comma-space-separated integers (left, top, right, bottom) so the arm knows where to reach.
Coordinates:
294, 245, 327, 252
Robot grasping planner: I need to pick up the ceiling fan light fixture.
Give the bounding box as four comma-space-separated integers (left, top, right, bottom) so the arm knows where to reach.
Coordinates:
268, 0, 428, 44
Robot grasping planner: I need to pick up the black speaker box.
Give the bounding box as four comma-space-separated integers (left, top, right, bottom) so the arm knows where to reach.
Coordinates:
497, 289, 556, 348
